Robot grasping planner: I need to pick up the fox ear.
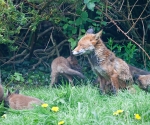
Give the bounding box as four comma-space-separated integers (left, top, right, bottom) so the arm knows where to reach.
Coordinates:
95, 30, 103, 40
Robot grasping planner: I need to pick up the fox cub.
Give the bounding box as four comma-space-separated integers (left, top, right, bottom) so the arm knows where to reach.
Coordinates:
134, 74, 150, 91
50, 55, 85, 87
4, 90, 43, 110
72, 30, 133, 94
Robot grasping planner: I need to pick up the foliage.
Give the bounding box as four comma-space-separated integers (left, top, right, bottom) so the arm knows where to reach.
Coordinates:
0, 0, 27, 51
0, 0, 149, 73
5, 72, 25, 87
107, 38, 137, 64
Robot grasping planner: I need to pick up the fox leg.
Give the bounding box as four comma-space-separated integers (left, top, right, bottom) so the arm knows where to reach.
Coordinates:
98, 76, 107, 94
63, 74, 74, 86
64, 68, 85, 79
110, 73, 119, 94
50, 72, 58, 87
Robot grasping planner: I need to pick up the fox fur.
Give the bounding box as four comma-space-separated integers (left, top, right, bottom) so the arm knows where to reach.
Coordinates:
50, 55, 85, 87
93, 65, 150, 93
129, 65, 150, 76
72, 30, 133, 94
134, 74, 150, 91
4, 90, 43, 110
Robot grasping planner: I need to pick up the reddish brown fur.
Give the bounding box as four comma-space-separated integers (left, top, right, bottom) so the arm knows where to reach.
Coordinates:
50, 55, 85, 87
93, 65, 150, 93
4, 90, 43, 110
129, 65, 150, 76
73, 30, 133, 94
135, 74, 150, 91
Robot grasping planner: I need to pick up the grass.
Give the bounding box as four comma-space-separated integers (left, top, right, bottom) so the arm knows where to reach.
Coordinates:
0, 82, 150, 125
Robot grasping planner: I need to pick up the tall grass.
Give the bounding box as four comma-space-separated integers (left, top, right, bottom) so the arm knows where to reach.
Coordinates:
0, 83, 150, 125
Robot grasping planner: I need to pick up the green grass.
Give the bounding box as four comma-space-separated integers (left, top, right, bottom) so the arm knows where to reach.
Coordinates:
0, 83, 150, 125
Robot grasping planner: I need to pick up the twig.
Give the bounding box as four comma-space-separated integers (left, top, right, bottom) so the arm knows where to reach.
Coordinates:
126, 1, 149, 34
50, 28, 60, 56
141, 20, 146, 67
119, 0, 124, 11
37, 27, 53, 39
95, 6, 150, 60
128, 0, 138, 19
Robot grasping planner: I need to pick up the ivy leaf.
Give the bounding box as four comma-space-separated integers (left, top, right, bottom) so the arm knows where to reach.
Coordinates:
87, 2, 95, 11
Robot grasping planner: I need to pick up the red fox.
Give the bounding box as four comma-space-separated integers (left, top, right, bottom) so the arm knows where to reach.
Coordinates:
4, 90, 43, 110
50, 55, 85, 87
134, 74, 150, 91
93, 65, 150, 93
72, 30, 133, 94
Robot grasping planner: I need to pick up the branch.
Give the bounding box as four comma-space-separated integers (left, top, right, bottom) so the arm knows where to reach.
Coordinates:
126, 1, 149, 34
95, 6, 150, 60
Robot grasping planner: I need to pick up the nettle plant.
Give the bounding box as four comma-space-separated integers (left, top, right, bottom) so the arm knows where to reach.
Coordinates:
107, 37, 137, 64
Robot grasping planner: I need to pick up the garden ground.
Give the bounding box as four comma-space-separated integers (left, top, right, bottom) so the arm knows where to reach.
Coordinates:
0, 83, 150, 125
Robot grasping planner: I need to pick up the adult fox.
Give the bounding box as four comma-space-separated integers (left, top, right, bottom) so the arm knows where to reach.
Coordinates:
72, 30, 133, 94
93, 65, 150, 94
50, 55, 85, 87
4, 90, 43, 110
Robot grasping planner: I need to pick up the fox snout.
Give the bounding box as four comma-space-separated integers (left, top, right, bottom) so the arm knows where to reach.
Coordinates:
72, 46, 95, 56
72, 49, 86, 56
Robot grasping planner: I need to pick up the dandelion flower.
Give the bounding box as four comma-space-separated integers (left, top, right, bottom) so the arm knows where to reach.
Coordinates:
1, 114, 7, 118
113, 111, 119, 115
51, 106, 59, 112
117, 110, 124, 113
58, 120, 65, 125
113, 110, 124, 115
41, 103, 48, 108
134, 114, 141, 120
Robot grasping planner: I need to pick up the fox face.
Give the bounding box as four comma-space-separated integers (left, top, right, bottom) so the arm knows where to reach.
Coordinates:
72, 30, 103, 56
67, 55, 81, 72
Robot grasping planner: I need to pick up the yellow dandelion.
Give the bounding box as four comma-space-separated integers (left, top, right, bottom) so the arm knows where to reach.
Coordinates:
51, 106, 59, 112
41, 103, 48, 108
1, 114, 7, 118
58, 120, 65, 125
113, 111, 119, 115
134, 114, 141, 120
117, 110, 124, 113
113, 110, 124, 115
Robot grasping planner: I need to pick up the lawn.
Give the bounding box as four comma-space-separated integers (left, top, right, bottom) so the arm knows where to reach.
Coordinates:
0, 83, 150, 125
